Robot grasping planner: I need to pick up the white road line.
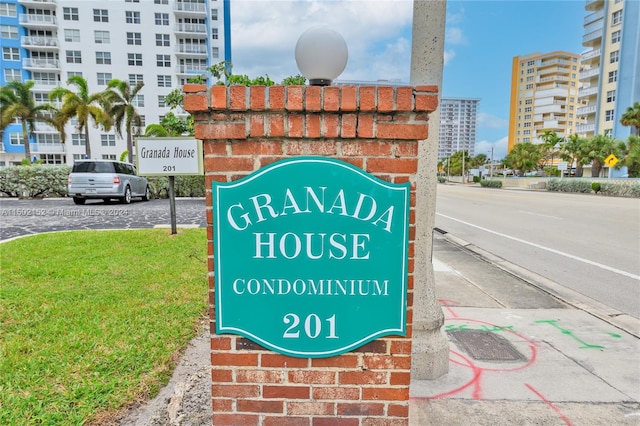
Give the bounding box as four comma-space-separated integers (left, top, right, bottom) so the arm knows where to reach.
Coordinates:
518, 211, 563, 220
437, 213, 640, 281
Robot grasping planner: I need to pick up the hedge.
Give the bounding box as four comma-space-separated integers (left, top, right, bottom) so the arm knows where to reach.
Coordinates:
547, 179, 640, 197
480, 179, 503, 188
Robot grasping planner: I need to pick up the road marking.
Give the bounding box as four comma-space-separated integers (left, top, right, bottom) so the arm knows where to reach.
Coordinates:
519, 211, 563, 220
437, 213, 640, 281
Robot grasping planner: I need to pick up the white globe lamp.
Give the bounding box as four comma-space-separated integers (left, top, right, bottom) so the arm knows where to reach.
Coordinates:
295, 26, 348, 86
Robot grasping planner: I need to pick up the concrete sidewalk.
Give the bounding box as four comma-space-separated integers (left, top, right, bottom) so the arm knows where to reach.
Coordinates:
410, 233, 640, 425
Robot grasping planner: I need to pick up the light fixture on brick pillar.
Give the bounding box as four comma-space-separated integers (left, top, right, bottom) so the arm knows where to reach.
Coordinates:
295, 26, 348, 86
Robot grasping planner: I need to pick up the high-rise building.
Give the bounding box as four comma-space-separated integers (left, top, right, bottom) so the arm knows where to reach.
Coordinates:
438, 97, 479, 161
507, 51, 582, 152
0, 0, 230, 166
579, 0, 639, 139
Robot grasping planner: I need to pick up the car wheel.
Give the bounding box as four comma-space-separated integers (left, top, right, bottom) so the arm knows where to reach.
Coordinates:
142, 185, 150, 201
121, 186, 132, 204
73, 197, 85, 205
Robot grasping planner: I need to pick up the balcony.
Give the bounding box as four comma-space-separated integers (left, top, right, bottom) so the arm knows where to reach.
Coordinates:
31, 80, 60, 91
538, 58, 572, 68
21, 36, 59, 51
585, 0, 604, 12
176, 64, 208, 75
175, 45, 208, 56
538, 66, 570, 76
584, 9, 604, 25
174, 23, 206, 35
581, 48, 601, 62
23, 58, 60, 70
174, 2, 206, 16
579, 67, 599, 80
18, 0, 56, 8
19, 14, 57, 28
539, 75, 569, 84
582, 28, 603, 44
577, 105, 597, 116
578, 86, 598, 98
576, 123, 596, 133
31, 143, 64, 153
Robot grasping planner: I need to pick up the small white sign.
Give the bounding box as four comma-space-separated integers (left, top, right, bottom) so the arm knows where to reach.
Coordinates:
136, 137, 203, 176
557, 162, 568, 171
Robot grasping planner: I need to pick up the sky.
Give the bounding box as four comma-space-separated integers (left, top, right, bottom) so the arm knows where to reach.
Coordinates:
228, 0, 586, 160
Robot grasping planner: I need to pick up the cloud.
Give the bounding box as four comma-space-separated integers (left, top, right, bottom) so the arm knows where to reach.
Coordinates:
477, 112, 508, 129
475, 136, 508, 161
443, 49, 456, 66
446, 27, 467, 45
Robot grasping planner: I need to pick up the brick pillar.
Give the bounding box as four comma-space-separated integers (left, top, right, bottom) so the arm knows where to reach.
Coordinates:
185, 84, 438, 426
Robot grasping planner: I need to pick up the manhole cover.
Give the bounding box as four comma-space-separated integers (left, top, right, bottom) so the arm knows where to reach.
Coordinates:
447, 330, 526, 361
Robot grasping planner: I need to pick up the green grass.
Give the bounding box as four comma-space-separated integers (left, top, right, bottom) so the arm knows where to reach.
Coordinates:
0, 229, 208, 425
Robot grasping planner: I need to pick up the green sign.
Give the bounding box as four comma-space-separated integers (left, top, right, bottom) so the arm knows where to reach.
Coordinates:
213, 157, 410, 358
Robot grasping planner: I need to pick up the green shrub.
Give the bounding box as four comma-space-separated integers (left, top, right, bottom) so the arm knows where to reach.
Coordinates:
599, 181, 640, 197
480, 179, 502, 188
0, 165, 70, 198
473, 176, 480, 183
547, 179, 592, 193
591, 182, 601, 194
146, 175, 205, 198
548, 179, 640, 197
437, 176, 446, 184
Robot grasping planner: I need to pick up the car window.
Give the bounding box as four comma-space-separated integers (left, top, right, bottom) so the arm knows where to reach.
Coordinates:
95, 162, 114, 173
72, 162, 114, 173
114, 162, 128, 174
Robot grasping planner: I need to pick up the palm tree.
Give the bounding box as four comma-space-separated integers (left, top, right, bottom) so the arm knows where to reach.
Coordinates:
0, 80, 57, 163
503, 142, 541, 176
559, 134, 584, 177
103, 79, 144, 163
538, 130, 562, 170
48, 75, 112, 159
620, 102, 640, 137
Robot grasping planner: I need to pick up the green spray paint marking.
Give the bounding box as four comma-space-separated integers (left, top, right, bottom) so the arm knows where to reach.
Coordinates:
445, 324, 515, 333
608, 333, 622, 338
535, 320, 604, 349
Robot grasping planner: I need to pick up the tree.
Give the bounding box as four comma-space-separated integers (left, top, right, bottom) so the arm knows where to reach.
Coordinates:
620, 102, 640, 137
622, 136, 640, 178
441, 150, 470, 176
577, 134, 625, 177
538, 130, 562, 170
0, 80, 57, 163
559, 133, 585, 177
103, 79, 144, 164
48, 75, 111, 159
503, 142, 541, 176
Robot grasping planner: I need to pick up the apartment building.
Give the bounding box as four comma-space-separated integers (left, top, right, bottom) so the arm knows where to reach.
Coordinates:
507, 51, 582, 152
438, 98, 479, 161
0, 0, 230, 166
579, 0, 639, 139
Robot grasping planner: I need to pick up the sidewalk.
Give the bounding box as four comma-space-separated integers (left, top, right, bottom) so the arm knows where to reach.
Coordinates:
118, 232, 640, 425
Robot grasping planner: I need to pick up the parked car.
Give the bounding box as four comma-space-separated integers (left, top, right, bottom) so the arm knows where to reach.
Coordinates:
68, 160, 150, 205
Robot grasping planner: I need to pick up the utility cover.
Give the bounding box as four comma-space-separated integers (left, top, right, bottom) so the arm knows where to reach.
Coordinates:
213, 157, 410, 358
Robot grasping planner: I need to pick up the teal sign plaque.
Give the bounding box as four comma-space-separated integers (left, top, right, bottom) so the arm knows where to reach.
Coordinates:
213, 157, 410, 358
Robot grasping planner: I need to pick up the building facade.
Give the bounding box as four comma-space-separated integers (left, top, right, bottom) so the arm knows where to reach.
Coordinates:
438, 97, 479, 161
579, 0, 639, 139
508, 51, 582, 152
0, 0, 230, 166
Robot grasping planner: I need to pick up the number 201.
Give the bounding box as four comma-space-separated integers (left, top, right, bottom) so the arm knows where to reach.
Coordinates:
282, 313, 338, 339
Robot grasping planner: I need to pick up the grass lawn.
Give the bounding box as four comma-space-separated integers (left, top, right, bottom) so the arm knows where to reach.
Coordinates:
0, 229, 209, 425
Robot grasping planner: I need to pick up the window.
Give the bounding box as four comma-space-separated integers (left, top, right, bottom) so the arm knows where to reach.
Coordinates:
63, 7, 79, 21
607, 90, 616, 103
612, 10, 622, 25
525, 83, 533, 89
155, 0, 168, 3
1, 25, 18, 39
139, 115, 146, 126
68, 71, 82, 79
155, 13, 169, 25
212, 28, 218, 39
157, 75, 172, 87
155, 33, 170, 46
524, 107, 532, 113
71, 134, 86, 146
211, 8, 218, 20
0, 3, 17, 17
40, 154, 66, 165
64, 29, 80, 42
94, 9, 108, 22
526, 60, 534, 66
611, 30, 621, 44
156, 54, 171, 67
525, 99, 532, 105
125, 0, 140, 2
102, 154, 117, 160
97, 72, 112, 85
524, 114, 531, 120
610, 50, 619, 64
33, 72, 56, 85
101, 134, 116, 146
158, 95, 166, 107
95, 51, 111, 65
128, 53, 142, 66
211, 47, 219, 58
129, 74, 144, 85
526, 68, 534, 74
132, 95, 144, 107
126, 11, 141, 24
127, 32, 142, 45
2, 47, 19, 61
523, 122, 531, 128
10, 133, 23, 145
94, 30, 110, 44
605, 110, 614, 122
66, 50, 82, 64
608, 70, 618, 83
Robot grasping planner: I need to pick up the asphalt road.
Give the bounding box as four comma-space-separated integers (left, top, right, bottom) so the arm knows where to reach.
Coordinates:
435, 183, 640, 319
0, 197, 207, 241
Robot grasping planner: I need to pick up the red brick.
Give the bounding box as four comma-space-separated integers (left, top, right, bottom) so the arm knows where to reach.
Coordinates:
362, 419, 408, 426
378, 86, 394, 111
308, 141, 337, 156
323, 114, 339, 138
390, 340, 412, 355
288, 114, 304, 137
362, 387, 409, 401
339, 157, 364, 169
415, 93, 438, 112
390, 371, 411, 386
195, 123, 246, 140
286, 401, 334, 415
337, 402, 385, 416
236, 369, 285, 383
211, 85, 227, 109
230, 85, 246, 110
211, 368, 233, 382
355, 340, 388, 353
261, 354, 309, 368
311, 354, 358, 368
313, 418, 359, 426
359, 86, 376, 111
212, 398, 233, 412
211, 384, 260, 398
341, 86, 357, 111
268, 114, 285, 137
357, 115, 374, 138
415, 85, 439, 93
285, 140, 306, 155
263, 385, 310, 399
323, 86, 339, 111
183, 83, 206, 93
388, 403, 409, 417
231, 140, 283, 156
184, 93, 208, 112
249, 114, 265, 137
339, 371, 387, 385
250, 86, 266, 110
396, 86, 413, 111
376, 123, 428, 140
305, 86, 321, 111
366, 158, 418, 174
289, 370, 336, 384
286, 86, 304, 111
203, 140, 227, 155
264, 417, 311, 426
237, 399, 284, 413
205, 157, 254, 172
340, 114, 357, 138
312, 386, 360, 400
211, 352, 259, 366
213, 414, 260, 426
394, 141, 418, 157
210, 336, 232, 351
269, 86, 285, 109
306, 114, 321, 138
363, 355, 412, 370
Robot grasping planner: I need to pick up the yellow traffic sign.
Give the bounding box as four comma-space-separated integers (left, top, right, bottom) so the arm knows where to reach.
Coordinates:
604, 154, 618, 168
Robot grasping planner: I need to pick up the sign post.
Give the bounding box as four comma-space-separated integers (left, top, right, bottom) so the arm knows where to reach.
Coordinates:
136, 137, 204, 234
213, 157, 410, 358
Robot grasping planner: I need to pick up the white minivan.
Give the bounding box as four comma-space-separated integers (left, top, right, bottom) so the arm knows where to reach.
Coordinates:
68, 160, 150, 205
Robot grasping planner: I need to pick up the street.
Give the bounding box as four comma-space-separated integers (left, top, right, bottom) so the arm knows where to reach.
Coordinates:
435, 183, 640, 319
